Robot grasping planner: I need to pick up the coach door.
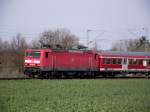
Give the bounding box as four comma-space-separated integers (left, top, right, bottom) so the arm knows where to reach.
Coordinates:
122, 58, 128, 71
94, 54, 100, 71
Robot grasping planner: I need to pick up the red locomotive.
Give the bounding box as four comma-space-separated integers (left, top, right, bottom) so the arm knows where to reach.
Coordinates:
24, 48, 150, 78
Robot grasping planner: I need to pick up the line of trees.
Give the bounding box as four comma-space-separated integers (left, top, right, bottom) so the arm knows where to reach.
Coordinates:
111, 36, 150, 52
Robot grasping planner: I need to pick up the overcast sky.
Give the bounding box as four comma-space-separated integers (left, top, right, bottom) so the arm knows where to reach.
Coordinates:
0, 0, 150, 49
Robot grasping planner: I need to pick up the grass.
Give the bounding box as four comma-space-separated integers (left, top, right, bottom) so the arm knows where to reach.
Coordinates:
0, 79, 150, 112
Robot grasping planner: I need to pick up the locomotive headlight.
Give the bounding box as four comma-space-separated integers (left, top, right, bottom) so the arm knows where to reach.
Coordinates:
25, 60, 31, 63
34, 60, 40, 64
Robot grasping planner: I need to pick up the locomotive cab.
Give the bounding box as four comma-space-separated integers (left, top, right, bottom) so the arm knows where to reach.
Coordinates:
24, 49, 52, 77
24, 50, 41, 67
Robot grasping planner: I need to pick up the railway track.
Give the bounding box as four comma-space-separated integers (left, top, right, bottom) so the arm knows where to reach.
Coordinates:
0, 76, 149, 80
0, 77, 30, 80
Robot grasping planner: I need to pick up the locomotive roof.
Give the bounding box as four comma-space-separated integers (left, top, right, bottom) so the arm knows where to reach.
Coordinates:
100, 51, 150, 56
52, 49, 93, 52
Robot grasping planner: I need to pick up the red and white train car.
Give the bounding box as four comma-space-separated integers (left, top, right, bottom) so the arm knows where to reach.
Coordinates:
99, 51, 150, 76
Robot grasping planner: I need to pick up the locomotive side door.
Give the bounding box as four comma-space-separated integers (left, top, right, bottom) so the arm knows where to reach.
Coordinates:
122, 58, 128, 71
44, 51, 53, 71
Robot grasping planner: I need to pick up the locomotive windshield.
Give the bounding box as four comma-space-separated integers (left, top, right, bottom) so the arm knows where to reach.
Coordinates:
26, 51, 41, 58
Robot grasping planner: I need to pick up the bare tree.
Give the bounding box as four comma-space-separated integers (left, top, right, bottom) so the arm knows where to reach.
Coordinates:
0, 38, 2, 51
111, 40, 128, 51
0, 38, 11, 52
32, 28, 79, 49
11, 33, 28, 51
59, 29, 79, 49
10, 33, 28, 72
30, 39, 41, 49
127, 36, 150, 51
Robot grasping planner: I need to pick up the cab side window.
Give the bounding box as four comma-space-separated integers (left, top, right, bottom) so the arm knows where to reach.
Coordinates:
45, 52, 49, 58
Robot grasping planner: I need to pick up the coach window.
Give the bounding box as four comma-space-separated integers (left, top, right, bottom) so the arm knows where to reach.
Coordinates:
129, 59, 133, 65
133, 59, 137, 65
117, 59, 122, 64
112, 59, 117, 64
103, 58, 106, 64
45, 52, 49, 58
107, 59, 111, 64
137, 59, 140, 65
139, 59, 143, 65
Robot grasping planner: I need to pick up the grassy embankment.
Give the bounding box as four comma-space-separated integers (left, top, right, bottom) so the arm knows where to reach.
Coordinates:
0, 79, 150, 112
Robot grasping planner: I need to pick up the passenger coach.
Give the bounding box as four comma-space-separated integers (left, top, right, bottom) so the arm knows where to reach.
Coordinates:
99, 51, 150, 76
